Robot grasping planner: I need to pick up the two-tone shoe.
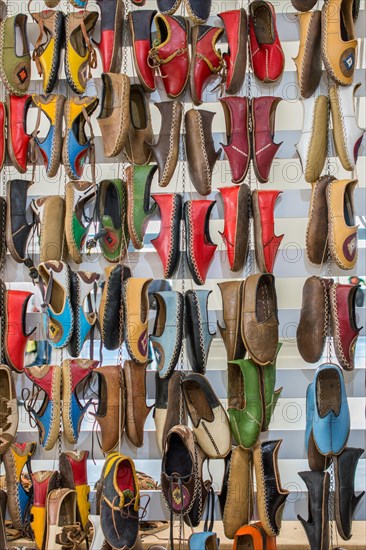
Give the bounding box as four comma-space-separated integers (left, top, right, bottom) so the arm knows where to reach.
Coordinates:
123, 277, 153, 364
94, 0, 124, 73
0, 14, 31, 95
252, 96, 283, 183
30, 471, 58, 550
185, 289, 216, 374
31, 196, 65, 262
5, 180, 34, 263
298, 470, 330, 550
45, 488, 81, 550
151, 193, 182, 278
125, 84, 153, 165
252, 189, 284, 273
99, 265, 131, 351
330, 282, 361, 370
218, 9, 247, 95
220, 97, 250, 183
6, 95, 32, 173
0, 364, 18, 454
126, 164, 157, 249
219, 185, 250, 272
306, 176, 335, 265
32, 94, 65, 177
59, 450, 90, 531
65, 181, 96, 264
97, 179, 129, 263
161, 370, 188, 450
31, 10, 64, 93
128, 10, 156, 93
217, 280, 245, 361
293, 11, 322, 98
4, 289, 35, 372
65, 10, 98, 94
124, 360, 153, 448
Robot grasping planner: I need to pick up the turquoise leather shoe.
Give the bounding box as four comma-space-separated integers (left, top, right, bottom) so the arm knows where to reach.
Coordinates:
305, 379, 315, 453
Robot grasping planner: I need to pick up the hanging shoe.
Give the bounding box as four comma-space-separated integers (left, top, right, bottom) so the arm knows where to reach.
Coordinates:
97, 179, 129, 263
217, 281, 245, 362
148, 14, 190, 99
97, 73, 130, 158
44, 488, 80, 550
65, 181, 96, 264
31, 196, 66, 262
296, 94, 329, 184
0, 364, 18, 455
154, 373, 170, 455
293, 11, 322, 99
298, 470, 330, 550
128, 10, 157, 93
124, 360, 153, 448
126, 164, 157, 249
261, 345, 282, 432
305, 380, 333, 472
322, 0, 357, 86
220, 97, 250, 184
0, 197, 6, 270
327, 178, 358, 270
218, 9, 248, 95
252, 96, 282, 183
62, 95, 99, 180
4, 290, 35, 372
249, 1, 284, 83
184, 0, 212, 24
5, 180, 34, 263
32, 94, 65, 177
151, 193, 182, 278
123, 278, 152, 364
125, 84, 153, 165
185, 289, 216, 374
219, 185, 250, 272
234, 523, 277, 549
190, 25, 225, 106
62, 358, 98, 445
99, 265, 131, 351
161, 371, 188, 449
150, 291, 184, 378
6, 94, 32, 173
59, 450, 90, 531
30, 471, 58, 550
147, 101, 182, 188
330, 282, 362, 370
0, 102, 5, 170
185, 109, 220, 195
94, 0, 124, 73
330, 83, 365, 171
65, 10, 98, 94
30, 10, 64, 94
252, 190, 284, 273
306, 175, 335, 265
0, 14, 31, 95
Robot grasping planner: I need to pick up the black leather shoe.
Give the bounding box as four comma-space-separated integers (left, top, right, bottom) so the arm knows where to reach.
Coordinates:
99, 264, 131, 350
298, 470, 330, 550
185, 289, 216, 374
184, 0, 211, 23
6, 180, 35, 263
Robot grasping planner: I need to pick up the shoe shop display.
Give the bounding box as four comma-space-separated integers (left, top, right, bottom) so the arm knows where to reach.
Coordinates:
32, 94, 65, 178
185, 289, 216, 374
65, 10, 98, 94
5, 180, 34, 263
31, 196, 65, 262
0, 364, 18, 454
6, 94, 32, 173
219, 185, 250, 272
293, 11, 322, 99
128, 10, 157, 93
220, 97, 251, 184
0, 14, 31, 96
306, 175, 335, 265
123, 277, 152, 364
217, 280, 245, 362
65, 180, 96, 264
59, 450, 90, 531
126, 164, 157, 249
99, 264, 131, 351
98, 178, 129, 263
218, 9, 248, 95
30, 471, 58, 550
252, 96, 283, 183
151, 193, 182, 278
95, 0, 124, 74
330, 282, 361, 370
298, 470, 330, 550
252, 189, 284, 273
125, 83, 154, 165
4, 289, 35, 372
124, 359, 153, 448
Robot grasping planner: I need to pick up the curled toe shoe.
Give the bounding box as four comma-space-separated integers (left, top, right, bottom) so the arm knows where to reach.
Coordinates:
330, 283, 361, 370
0, 14, 31, 96
252, 96, 283, 183
99, 264, 131, 351
218, 9, 248, 95
65, 11, 98, 94
298, 470, 330, 550
0, 364, 18, 455
185, 289, 216, 374
151, 193, 182, 278
219, 185, 250, 272
31, 10, 64, 94
126, 164, 157, 249
220, 97, 250, 184
252, 189, 284, 274
123, 277, 153, 364
293, 11, 322, 99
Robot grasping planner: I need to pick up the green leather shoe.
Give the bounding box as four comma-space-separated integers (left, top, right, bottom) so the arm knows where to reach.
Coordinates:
261, 343, 282, 432
97, 179, 129, 263
0, 14, 31, 96
126, 164, 157, 249
228, 358, 263, 448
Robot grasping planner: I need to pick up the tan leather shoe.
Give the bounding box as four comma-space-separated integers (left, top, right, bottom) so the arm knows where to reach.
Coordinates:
293, 11, 322, 99
0, 364, 18, 454
31, 196, 65, 263
306, 176, 336, 265
124, 84, 153, 165
124, 360, 153, 448
123, 277, 152, 363
217, 280, 245, 361
161, 371, 188, 448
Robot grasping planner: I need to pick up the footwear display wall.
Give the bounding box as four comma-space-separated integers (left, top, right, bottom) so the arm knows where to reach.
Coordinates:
0, 0, 365, 549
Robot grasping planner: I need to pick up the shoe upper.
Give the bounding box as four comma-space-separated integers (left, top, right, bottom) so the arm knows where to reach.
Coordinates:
330, 283, 361, 370
0, 14, 31, 96
252, 96, 282, 183
252, 189, 284, 273
31, 10, 64, 94
218, 9, 247, 95
32, 94, 65, 177
185, 289, 216, 374
191, 25, 224, 105
7, 95, 32, 173
95, 0, 124, 74
151, 193, 182, 278
4, 290, 35, 372
219, 184, 250, 272
65, 11, 98, 94
220, 96, 250, 184
0, 364, 18, 455
126, 164, 157, 249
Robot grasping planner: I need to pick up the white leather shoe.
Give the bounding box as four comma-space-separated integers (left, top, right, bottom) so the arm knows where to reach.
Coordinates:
296, 93, 329, 183
89, 514, 105, 550
330, 83, 365, 171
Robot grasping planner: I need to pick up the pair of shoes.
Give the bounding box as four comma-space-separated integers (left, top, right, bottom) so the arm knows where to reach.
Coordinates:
0, 14, 31, 96
0, 364, 18, 454
158, 0, 211, 24
306, 176, 358, 269
233, 522, 277, 549
3, 288, 35, 372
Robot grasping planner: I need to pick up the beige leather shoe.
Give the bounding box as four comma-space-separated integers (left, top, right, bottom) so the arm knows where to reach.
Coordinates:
0, 364, 18, 454
123, 277, 152, 363
31, 196, 65, 263
293, 11, 322, 98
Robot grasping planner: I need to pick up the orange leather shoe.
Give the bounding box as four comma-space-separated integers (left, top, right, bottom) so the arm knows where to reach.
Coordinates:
234, 522, 277, 550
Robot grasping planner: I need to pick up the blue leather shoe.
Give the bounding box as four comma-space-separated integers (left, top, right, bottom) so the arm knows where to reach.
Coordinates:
185, 289, 216, 374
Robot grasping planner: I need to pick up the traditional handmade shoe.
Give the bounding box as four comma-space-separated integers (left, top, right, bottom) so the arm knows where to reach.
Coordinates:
184, 0, 212, 24
148, 14, 190, 99
45, 488, 80, 550
30, 471, 58, 550
330, 283, 361, 370
190, 25, 225, 105
220, 97, 250, 184
249, 1, 284, 83
254, 440, 289, 536
3, 442, 37, 530
124, 360, 153, 448
296, 94, 328, 183
305, 380, 332, 472
5, 180, 34, 263
327, 178, 358, 270
65, 181, 96, 264
252, 190, 284, 273
297, 277, 332, 363
126, 164, 157, 249
62, 95, 99, 180
128, 10, 156, 93
306, 176, 335, 265
217, 281, 245, 362
125, 84, 153, 165
334, 447, 365, 541
233, 523, 277, 549
0, 364, 18, 454
293, 11, 322, 99
123, 277, 152, 364
59, 451, 90, 531
291, 0, 318, 9
151, 193, 182, 278
161, 370, 188, 448
185, 289, 216, 374
4, 290, 35, 372
241, 273, 279, 366
218, 9, 247, 95
6, 94, 32, 173
97, 179, 129, 263
62, 358, 98, 445
189, 532, 219, 550
150, 291, 184, 378
330, 83, 365, 171
252, 96, 282, 183
147, 101, 182, 188
31, 10, 64, 94
38, 261, 74, 349
97, 73, 130, 158
261, 345, 282, 432
322, 0, 357, 86
154, 373, 170, 454
0, 14, 31, 95
100, 453, 140, 550
227, 358, 263, 448
99, 265, 131, 351
182, 373, 231, 459
0, 197, 6, 270
65, 10, 98, 94
31, 196, 65, 262
32, 94, 65, 177
68, 269, 100, 357
219, 185, 250, 272
94, 0, 124, 73
298, 470, 330, 550
0, 102, 5, 170
185, 109, 220, 195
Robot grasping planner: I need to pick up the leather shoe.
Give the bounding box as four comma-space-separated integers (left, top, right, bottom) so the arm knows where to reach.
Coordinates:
219, 184, 250, 272
330, 282, 361, 370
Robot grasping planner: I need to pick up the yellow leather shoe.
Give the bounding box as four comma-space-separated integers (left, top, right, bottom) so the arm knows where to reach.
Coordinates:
65, 11, 98, 94
59, 450, 90, 531
123, 277, 152, 364
31, 10, 64, 94
30, 471, 58, 550
32, 94, 65, 177
327, 178, 358, 270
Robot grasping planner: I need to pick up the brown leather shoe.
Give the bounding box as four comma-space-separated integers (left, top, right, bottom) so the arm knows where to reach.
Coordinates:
241, 274, 279, 366
330, 283, 361, 370
217, 280, 245, 361
123, 277, 152, 364
124, 84, 153, 165
162, 371, 188, 448
306, 175, 335, 265
293, 11, 322, 98
45, 488, 80, 550
124, 360, 153, 448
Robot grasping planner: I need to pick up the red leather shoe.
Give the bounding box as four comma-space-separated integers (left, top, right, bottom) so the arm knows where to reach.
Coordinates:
218, 9, 247, 95
249, 0, 284, 83
252, 190, 284, 273
219, 184, 250, 272
129, 10, 157, 93
220, 97, 250, 184
252, 96, 282, 183
148, 14, 190, 98
190, 25, 224, 106
184, 200, 217, 285
6, 94, 32, 174
59, 450, 90, 530
0, 102, 5, 170
330, 283, 362, 371
95, 0, 124, 73
151, 193, 182, 279
4, 290, 35, 373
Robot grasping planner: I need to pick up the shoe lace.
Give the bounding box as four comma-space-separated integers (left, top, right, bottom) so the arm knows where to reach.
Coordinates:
109, 494, 150, 539
147, 43, 188, 76
21, 385, 42, 430
55, 523, 85, 549
80, 18, 98, 78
